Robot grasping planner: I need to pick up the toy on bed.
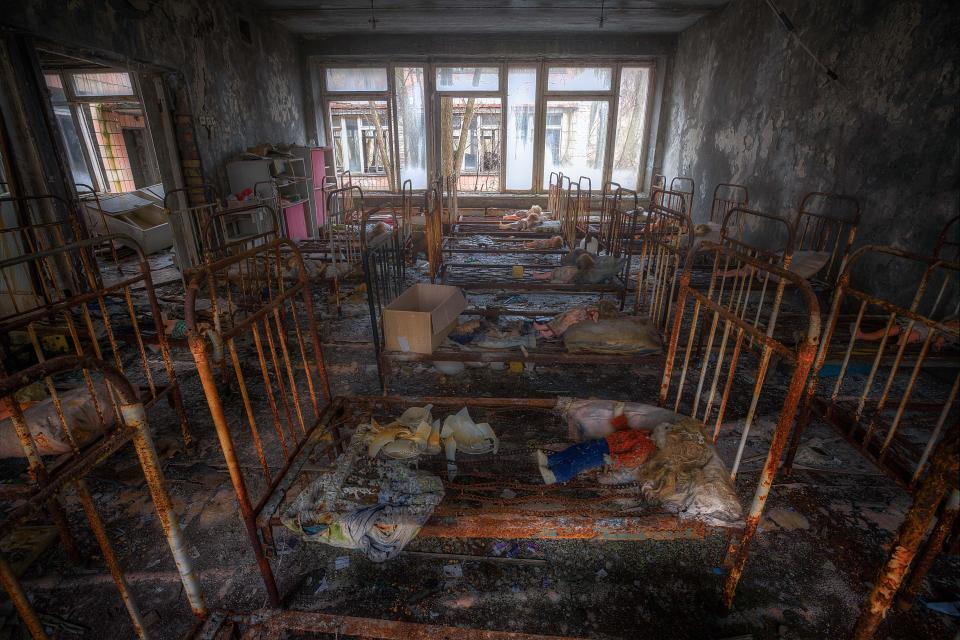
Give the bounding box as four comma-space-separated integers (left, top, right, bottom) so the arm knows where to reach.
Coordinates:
555, 399, 744, 527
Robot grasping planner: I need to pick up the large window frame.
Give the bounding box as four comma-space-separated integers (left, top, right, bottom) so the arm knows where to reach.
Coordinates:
317, 60, 657, 195
44, 68, 152, 194
320, 65, 398, 192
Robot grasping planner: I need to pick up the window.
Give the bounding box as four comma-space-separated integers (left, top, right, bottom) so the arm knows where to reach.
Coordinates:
325, 68, 388, 92
395, 67, 427, 188
71, 72, 135, 97
542, 100, 609, 188
612, 67, 651, 190
442, 96, 501, 193
317, 61, 657, 194
436, 67, 499, 92
329, 100, 392, 192
44, 68, 160, 194
547, 67, 612, 92
505, 67, 536, 190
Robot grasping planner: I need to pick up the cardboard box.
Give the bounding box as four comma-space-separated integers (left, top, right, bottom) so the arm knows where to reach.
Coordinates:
383, 284, 467, 354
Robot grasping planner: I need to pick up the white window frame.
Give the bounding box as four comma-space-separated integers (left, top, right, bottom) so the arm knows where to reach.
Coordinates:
316, 60, 657, 196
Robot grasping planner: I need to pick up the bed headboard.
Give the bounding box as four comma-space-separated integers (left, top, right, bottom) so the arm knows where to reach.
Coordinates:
0, 354, 205, 629
660, 240, 820, 610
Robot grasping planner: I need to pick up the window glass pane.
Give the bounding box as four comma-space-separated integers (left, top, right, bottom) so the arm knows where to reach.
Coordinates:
44, 73, 66, 103
542, 100, 609, 189
547, 67, 612, 91
71, 72, 135, 97
436, 67, 499, 92
440, 96, 501, 192
53, 106, 94, 187
505, 67, 536, 190
612, 67, 651, 191
328, 100, 392, 191
325, 68, 388, 92
395, 67, 427, 189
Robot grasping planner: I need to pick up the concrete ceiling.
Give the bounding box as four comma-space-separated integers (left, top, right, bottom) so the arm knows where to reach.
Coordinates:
254, 1, 728, 35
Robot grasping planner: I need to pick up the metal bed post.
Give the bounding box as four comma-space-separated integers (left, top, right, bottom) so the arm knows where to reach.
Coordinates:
669, 176, 695, 217
0, 355, 206, 638
0, 233, 193, 447
851, 430, 958, 639
792, 192, 861, 292
185, 239, 333, 606
658, 241, 820, 611
708, 183, 749, 225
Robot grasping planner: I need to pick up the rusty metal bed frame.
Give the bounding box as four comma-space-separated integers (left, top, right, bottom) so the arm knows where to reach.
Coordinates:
792, 191, 861, 292
708, 183, 749, 224
187, 237, 820, 623
162, 184, 222, 274
633, 196, 695, 326
0, 234, 192, 447
439, 184, 577, 269
783, 246, 958, 486
394, 179, 415, 261
933, 214, 959, 261
363, 212, 665, 390
781, 245, 959, 637
435, 189, 639, 305
185, 239, 331, 606
0, 355, 205, 639
661, 240, 820, 609
669, 176, 695, 216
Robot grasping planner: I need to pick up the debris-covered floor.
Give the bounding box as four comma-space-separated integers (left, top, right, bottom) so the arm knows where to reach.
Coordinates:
2, 268, 958, 640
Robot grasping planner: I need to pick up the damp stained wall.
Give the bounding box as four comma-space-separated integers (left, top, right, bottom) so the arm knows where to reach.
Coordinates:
662, 0, 959, 297
2, 0, 306, 191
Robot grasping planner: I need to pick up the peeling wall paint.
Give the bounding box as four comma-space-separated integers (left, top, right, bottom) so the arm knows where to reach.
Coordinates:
663, 0, 959, 297
3, 0, 306, 191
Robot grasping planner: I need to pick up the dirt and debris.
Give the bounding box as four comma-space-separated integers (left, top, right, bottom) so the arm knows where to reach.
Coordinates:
1, 266, 956, 640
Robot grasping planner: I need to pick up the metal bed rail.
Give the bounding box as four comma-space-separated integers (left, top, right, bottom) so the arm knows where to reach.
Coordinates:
0, 355, 205, 639
425, 187, 444, 283
721, 205, 795, 270
185, 239, 332, 606
778, 247, 958, 638
634, 198, 694, 328
591, 181, 621, 249
669, 176, 695, 216
784, 245, 959, 489
0, 218, 98, 317
200, 202, 282, 269
546, 171, 562, 215
397, 179, 414, 260
0, 234, 191, 446
792, 191, 861, 291
651, 186, 691, 216
163, 184, 222, 274
559, 181, 582, 250
934, 214, 959, 261
361, 219, 407, 389
324, 185, 373, 267
659, 240, 820, 610
708, 182, 749, 224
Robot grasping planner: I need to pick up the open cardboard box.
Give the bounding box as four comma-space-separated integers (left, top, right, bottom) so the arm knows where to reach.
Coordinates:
383, 284, 467, 354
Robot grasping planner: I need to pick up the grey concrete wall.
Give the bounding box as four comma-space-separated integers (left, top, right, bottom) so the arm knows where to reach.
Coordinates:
662, 0, 959, 295
2, 0, 306, 190
303, 32, 676, 59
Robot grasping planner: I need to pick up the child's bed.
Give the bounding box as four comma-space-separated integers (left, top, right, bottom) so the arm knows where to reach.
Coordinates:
186, 238, 821, 617
782, 244, 959, 634
0, 355, 205, 637
0, 233, 191, 447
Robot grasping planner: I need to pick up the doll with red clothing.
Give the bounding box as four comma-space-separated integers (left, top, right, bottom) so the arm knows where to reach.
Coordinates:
536, 410, 657, 484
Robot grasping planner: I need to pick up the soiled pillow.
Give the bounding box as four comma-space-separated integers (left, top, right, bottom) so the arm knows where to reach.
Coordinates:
563, 316, 662, 355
